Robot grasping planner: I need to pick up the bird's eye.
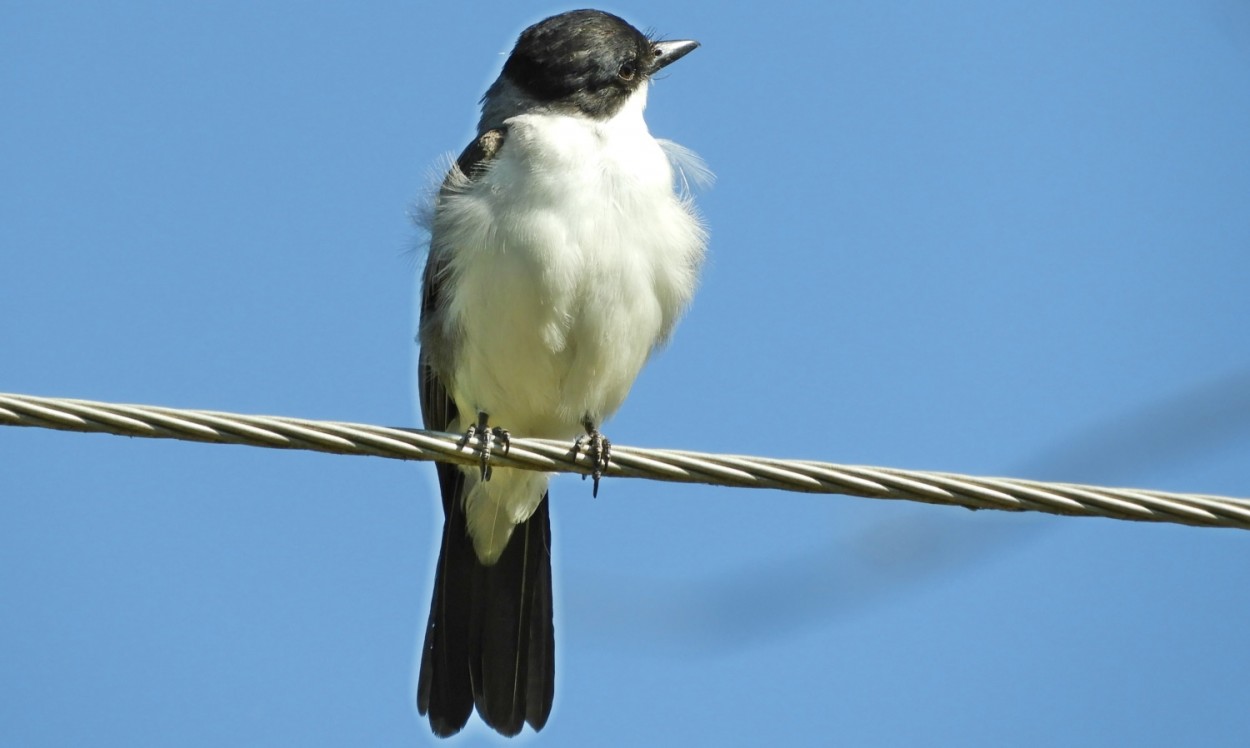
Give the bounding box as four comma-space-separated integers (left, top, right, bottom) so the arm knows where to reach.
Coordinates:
618, 62, 637, 81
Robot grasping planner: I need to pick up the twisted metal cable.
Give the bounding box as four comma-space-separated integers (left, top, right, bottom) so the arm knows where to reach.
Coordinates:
2, 391, 1247, 530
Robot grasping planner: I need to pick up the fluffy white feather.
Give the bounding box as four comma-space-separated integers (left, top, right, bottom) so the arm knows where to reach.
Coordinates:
429, 83, 706, 562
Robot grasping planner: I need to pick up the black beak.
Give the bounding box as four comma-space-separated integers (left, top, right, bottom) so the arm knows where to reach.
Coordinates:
651, 40, 700, 72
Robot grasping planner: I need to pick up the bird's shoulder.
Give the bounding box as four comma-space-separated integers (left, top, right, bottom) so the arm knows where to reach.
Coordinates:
450, 127, 507, 186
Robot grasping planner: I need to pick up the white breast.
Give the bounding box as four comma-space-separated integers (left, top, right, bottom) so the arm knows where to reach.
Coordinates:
429, 86, 706, 562
436, 86, 705, 438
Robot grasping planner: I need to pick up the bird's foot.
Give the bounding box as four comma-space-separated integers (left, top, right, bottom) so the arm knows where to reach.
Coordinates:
574, 421, 612, 497
461, 412, 510, 481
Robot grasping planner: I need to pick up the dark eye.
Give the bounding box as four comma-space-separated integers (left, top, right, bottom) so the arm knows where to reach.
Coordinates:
618, 61, 637, 81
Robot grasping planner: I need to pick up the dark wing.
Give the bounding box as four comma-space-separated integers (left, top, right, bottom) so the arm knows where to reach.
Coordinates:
416, 127, 556, 738
417, 127, 507, 437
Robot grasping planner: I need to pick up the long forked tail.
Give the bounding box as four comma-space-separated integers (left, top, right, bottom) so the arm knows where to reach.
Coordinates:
417, 463, 554, 737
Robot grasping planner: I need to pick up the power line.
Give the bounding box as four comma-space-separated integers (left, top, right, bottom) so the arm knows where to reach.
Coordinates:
2, 391, 1247, 530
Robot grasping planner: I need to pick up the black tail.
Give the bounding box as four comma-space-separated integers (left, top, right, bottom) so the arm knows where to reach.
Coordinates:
417, 462, 555, 737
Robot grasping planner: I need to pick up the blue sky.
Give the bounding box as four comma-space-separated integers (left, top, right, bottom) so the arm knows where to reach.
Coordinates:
3, 2, 1249, 746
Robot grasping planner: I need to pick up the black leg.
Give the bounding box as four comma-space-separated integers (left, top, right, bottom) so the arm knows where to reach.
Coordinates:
574, 418, 612, 497
461, 411, 510, 481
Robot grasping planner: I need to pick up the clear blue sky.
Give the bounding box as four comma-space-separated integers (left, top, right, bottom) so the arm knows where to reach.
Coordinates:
3, 2, 1249, 746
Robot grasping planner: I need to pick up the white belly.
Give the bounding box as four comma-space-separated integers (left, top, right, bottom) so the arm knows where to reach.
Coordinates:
428, 94, 706, 562
439, 106, 702, 438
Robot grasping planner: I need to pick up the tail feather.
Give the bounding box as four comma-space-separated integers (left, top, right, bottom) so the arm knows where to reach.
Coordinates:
417, 462, 554, 737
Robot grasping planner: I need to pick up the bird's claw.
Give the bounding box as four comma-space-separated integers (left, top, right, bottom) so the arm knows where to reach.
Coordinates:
575, 426, 612, 497
462, 413, 509, 481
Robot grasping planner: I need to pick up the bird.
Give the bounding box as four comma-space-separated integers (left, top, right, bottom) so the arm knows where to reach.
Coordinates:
415, 9, 706, 737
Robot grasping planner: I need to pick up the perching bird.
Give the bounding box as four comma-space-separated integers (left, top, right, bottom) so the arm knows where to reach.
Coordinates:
416, 9, 706, 737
